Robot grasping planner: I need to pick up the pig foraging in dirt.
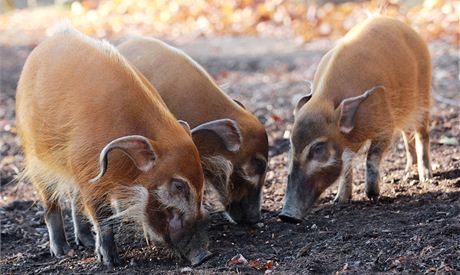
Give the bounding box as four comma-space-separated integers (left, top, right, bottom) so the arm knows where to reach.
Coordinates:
280, 16, 432, 223
16, 28, 241, 266
118, 38, 269, 225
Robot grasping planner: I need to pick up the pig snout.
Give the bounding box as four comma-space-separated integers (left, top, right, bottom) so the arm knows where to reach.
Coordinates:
169, 212, 212, 266
187, 248, 213, 267
226, 186, 262, 225
279, 166, 316, 223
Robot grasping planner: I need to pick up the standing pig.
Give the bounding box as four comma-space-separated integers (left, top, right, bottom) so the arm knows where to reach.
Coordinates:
16, 28, 241, 266
118, 38, 269, 224
280, 16, 432, 223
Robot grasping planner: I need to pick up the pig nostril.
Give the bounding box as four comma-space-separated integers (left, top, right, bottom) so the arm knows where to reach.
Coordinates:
279, 213, 302, 224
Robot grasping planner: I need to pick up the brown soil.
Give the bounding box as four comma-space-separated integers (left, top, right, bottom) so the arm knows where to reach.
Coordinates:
1, 37, 459, 274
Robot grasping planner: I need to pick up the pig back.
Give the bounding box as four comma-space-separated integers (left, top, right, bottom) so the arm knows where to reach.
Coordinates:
16, 31, 182, 182
313, 16, 431, 140
118, 38, 267, 159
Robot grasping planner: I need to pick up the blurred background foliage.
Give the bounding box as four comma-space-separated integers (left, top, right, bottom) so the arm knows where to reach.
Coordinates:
0, 0, 458, 45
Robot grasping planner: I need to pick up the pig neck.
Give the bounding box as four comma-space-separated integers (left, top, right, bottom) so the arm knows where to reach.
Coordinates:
132, 41, 262, 162
156, 67, 246, 126
312, 81, 372, 153
169, 76, 257, 161
153, 58, 256, 156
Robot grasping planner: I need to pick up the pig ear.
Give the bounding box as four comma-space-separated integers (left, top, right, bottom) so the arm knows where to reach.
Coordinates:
178, 120, 191, 135
294, 94, 313, 115
191, 119, 242, 152
338, 85, 384, 134
294, 80, 313, 116
90, 135, 156, 183
233, 99, 246, 109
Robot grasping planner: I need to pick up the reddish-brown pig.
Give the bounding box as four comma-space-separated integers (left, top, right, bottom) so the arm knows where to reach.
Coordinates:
16, 28, 241, 266
118, 38, 269, 224
280, 16, 432, 223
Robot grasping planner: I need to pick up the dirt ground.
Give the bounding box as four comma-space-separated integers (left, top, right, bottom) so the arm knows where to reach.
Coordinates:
1, 36, 459, 274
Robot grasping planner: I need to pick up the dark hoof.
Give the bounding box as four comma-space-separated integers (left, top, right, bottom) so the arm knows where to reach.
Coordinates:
77, 232, 95, 248
333, 196, 351, 204
368, 195, 379, 204
190, 250, 213, 267
366, 185, 380, 204
279, 213, 302, 224
97, 249, 121, 267
50, 242, 73, 257
102, 255, 121, 268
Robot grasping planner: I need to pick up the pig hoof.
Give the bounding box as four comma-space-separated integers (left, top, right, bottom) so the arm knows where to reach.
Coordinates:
418, 168, 432, 183
279, 214, 302, 224
96, 248, 121, 267
404, 163, 416, 173
333, 194, 351, 204
101, 254, 121, 268
365, 183, 379, 203
50, 242, 73, 257
367, 194, 379, 204
77, 232, 95, 248
190, 250, 213, 267
403, 171, 411, 181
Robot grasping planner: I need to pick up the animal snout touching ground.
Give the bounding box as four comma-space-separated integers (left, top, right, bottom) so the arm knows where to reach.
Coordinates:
3, 2, 459, 273
226, 185, 263, 225
167, 210, 213, 266
281, 16, 433, 222
15, 27, 211, 267
118, 37, 269, 225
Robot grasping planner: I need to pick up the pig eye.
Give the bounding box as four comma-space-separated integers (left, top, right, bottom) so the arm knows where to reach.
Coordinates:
174, 180, 185, 192
309, 142, 327, 158
169, 178, 190, 199
171, 179, 189, 195
252, 157, 267, 174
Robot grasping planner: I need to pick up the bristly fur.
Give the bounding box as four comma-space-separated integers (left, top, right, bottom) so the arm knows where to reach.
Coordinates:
201, 155, 233, 209
107, 185, 149, 223
288, 16, 432, 211
154, 178, 198, 216
117, 37, 270, 218
50, 25, 173, 122
16, 25, 182, 206
19, 155, 77, 203
15, 24, 206, 262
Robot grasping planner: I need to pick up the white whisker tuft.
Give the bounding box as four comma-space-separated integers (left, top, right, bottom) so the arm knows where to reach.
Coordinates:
106, 185, 149, 224
201, 155, 233, 205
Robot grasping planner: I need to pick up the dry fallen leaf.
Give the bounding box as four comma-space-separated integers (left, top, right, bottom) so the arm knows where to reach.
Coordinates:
228, 253, 248, 266
248, 258, 274, 270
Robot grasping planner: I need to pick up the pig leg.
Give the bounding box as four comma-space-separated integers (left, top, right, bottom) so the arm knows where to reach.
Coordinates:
85, 200, 120, 267
45, 202, 73, 256
365, 138, 391, 203
71, 192, 94, 248
402, 131, 417, 174
35, 181, 72, 256
415, 124, 432, 182
334, 150, 354, 203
